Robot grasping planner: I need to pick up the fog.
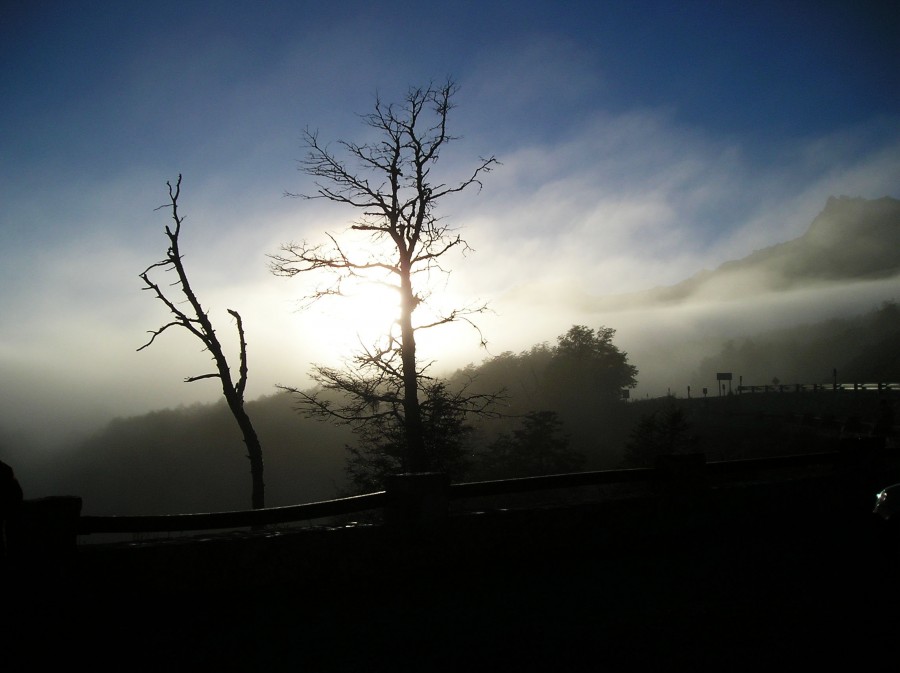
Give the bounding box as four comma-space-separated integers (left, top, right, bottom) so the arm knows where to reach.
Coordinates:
2, 203, 898, 456
613, 277, 900, 398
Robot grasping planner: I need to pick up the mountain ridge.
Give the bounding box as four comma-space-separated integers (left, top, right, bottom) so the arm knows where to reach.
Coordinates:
594, 195, 900, 309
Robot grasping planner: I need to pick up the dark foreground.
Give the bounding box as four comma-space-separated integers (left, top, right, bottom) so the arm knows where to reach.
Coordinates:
4, 475, 900, 672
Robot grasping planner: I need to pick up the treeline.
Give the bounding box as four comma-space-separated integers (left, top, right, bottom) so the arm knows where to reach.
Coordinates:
342, 325, 640, 493
42, 326, 640, 514
446, 325, 639, 471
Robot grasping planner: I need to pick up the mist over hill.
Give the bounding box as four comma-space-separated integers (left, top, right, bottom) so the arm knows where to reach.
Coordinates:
695, 300, 900, 388
582, 196, 900, 398
593, 196, 900, 308
5, 393, 353, 516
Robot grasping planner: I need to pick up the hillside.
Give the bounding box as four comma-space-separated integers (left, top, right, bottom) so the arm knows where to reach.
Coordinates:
596, 195, 900, 308
694, 300, 900, 387
42, 393, 354, 515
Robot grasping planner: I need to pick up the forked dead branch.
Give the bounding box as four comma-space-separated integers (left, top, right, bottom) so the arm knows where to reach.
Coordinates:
139, 175, 266, 509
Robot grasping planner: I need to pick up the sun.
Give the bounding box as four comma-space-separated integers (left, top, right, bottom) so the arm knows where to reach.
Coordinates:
309, 281, 401, 356
302, 278, 485, 371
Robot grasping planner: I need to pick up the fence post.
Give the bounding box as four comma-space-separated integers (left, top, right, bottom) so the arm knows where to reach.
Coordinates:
384, 473, 449, 536
9, 496, 82, 561
653, 454, 708, 496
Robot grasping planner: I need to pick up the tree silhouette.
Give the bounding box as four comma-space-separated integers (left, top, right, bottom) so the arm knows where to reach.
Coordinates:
622, 404, 697, 467
139, 175, 266, 509
271, 80, 499, 472
478, 411, 584, 479
546, 325, 638, 400
344, 381, 478, 493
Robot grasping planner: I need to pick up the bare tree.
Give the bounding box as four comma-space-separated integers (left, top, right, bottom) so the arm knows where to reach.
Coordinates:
270, 80, 499, 472
139, 175, 266, 509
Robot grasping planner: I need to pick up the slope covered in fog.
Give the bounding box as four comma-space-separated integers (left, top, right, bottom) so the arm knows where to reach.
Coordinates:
694, 300, 900, 387
595, 196, 900, 308
45, 393, 353, 516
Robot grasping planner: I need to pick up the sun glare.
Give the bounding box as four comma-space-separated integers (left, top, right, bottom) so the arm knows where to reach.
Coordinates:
303, 279, 485, 371
311, 282, 401, 356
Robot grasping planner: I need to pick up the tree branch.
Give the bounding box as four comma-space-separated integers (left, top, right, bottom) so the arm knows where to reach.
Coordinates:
138, 174, 266, 508
274, 79, 499, 471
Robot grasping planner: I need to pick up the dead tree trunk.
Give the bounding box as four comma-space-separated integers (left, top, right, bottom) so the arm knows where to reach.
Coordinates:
140, 175, 266, 509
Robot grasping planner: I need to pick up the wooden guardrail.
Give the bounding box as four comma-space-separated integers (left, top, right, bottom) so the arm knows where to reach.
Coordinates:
78, 491, 389, 535
72, 447, 882, 537
3, 444, 891, 561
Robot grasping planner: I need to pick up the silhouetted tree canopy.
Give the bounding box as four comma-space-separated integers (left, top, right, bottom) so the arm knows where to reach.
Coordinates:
478, 410, 583, 479
622, 404, 698, 467
344, 381, 477, 493
451, 326, 637, 415
446, 325, 639, 470
546, 325, 639, 401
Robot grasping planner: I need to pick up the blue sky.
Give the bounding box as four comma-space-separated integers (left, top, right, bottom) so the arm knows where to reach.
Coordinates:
1, 0, 899, 447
